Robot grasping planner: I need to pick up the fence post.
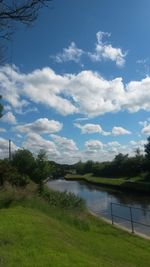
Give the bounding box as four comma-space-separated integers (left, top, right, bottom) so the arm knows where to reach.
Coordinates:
110, 203, 114, 225
129, 207, 134, 233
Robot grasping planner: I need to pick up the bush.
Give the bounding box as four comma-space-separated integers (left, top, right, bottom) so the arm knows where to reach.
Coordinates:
0, 160, 29, 187
41, 187, 85, 210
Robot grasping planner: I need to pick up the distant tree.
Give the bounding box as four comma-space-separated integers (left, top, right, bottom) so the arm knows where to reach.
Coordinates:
84, 160, 94, 174
144, 137, 150, 160
75, 161, 85, 175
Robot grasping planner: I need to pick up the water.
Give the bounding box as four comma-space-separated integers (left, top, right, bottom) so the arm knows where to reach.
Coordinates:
47, 179, 150, 237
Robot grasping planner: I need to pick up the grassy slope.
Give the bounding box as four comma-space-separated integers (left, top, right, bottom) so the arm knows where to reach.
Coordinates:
65, 173, 150, 192
0, 195, 150, 267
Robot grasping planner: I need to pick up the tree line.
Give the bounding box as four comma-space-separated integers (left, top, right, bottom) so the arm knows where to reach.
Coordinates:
74, 137, 150, 180
0, 148, 67, 191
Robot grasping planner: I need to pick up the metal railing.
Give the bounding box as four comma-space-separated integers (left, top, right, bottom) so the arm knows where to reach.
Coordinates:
110, 202, 150, 234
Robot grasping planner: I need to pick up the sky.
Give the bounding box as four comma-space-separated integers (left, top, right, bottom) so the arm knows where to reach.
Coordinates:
0, 0, 150, 163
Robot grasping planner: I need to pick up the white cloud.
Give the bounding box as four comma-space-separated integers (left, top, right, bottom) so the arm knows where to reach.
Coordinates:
74, 122, 110, 135
14, 118, 63, 135
0, 66, 77, 115
52, 32, 126, 67
74, 123, 131, 136
130, 139, 147, 153
53, 42, 84, 63
74, 117, 89, 122
1, 66, 150, 118
0, 128, 6, 133
2, 111, 17, 124
141, 124, 150, 135
85, 140, 103, 151
107, 141, 121, 147
123, 76, 150, 113
88, 31, 126, 67
111, 126, 131, 136
51, 134, 78, 152
22, 132, 59, 159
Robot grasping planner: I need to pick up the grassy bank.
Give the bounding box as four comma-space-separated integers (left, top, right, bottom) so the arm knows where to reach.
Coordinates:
0, 185, 150, 266
65, 173, 150, 193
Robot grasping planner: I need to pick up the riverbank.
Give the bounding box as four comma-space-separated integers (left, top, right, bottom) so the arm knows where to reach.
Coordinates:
65, 173, 150, 194
0, 184, 150, 266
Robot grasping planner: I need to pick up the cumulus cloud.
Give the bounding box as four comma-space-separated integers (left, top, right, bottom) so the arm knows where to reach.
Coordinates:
1, 65, 150, 118
74, 122, 110, 135
107, 141, 121, 147
51, 134, 78, 152
2, 111, 17, 124
111, 126, 131, 136
52, 31, 126, 67
141, 124, 150, 135
22, 132, 59, 159
0, 128, 6, 133
0, 66, 77, 115
53, 42, 84, 63
130, 139, 147, 153
88, 31, 126, 67
123, 76, 150, 113
21, 132, 80, 164
14, 118, 63, 135
85, 140, 103, 151
74, 123, 131, 136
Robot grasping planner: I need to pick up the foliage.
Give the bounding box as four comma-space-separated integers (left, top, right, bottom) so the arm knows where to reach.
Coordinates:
0, 159, 29, 187
0, 1, 52, 36
0, 189, 150, 266
32, 150, 52, 192
73, 137, 150, 180
0, 0, 52, 64
41, 186, 85, 210
12, 149, 36, 178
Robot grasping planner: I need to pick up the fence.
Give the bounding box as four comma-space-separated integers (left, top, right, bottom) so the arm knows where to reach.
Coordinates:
110, 202, 150, 234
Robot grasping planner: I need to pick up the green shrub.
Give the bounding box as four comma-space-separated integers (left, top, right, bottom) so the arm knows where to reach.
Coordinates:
41, 187, 85, 210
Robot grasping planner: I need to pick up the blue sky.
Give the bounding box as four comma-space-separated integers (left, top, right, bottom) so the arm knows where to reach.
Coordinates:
0, 0, 150, 163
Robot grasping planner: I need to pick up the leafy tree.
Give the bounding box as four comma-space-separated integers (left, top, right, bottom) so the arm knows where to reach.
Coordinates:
33, 150, 51, 192
144, 136, 150, 160
12, 149, 36, 177
0, 159, 29, 187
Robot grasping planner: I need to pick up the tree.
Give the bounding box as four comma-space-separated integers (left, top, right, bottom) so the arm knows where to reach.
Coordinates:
0, 1, 52, 27
33, 150, 51, 192
12, 149, 36, 177
144, 136, 150, 160
0, 0, 52, 63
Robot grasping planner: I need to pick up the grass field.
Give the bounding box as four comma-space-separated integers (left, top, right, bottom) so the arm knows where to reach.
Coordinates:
0, 185, 150, 266
65, 173, 150, 192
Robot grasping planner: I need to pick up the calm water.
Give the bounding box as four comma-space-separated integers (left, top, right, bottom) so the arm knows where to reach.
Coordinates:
47, 179, 150, 236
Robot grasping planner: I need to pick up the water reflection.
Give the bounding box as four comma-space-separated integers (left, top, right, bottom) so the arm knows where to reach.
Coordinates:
47, 179, 150, 236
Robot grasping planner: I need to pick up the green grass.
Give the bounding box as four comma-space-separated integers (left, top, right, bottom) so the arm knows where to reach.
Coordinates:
0, 185, 150, 266
65, 173, 150, 192
65, 173, 125, 185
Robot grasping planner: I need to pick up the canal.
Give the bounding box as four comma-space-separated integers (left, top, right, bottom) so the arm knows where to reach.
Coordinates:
47, 178, 150, 237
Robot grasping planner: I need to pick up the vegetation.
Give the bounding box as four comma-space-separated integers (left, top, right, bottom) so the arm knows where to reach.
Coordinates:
68, 137, 150, 190
0, 141, 150, 265
0, 184, 150, 267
